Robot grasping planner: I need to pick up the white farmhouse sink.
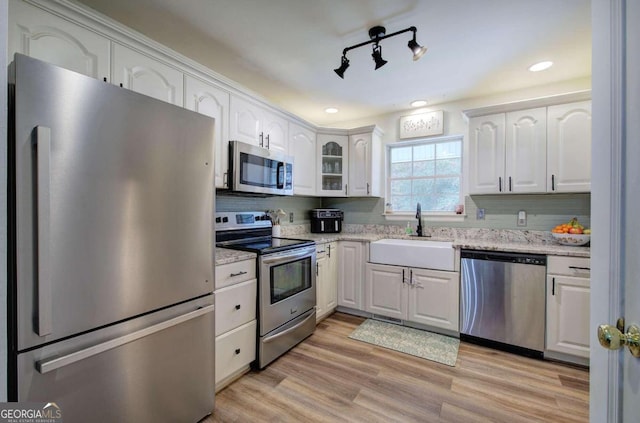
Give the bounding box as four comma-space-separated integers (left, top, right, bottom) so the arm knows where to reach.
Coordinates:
369, 239, 455, 271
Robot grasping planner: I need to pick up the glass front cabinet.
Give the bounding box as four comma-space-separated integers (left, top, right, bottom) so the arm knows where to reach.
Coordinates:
316, 134, 349, 197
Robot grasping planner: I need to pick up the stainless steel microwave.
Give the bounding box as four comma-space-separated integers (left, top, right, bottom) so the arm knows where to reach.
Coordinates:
228, 141, 294, 195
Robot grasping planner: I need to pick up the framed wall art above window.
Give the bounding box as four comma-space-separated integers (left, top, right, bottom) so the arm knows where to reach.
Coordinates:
399, 110, 444, 139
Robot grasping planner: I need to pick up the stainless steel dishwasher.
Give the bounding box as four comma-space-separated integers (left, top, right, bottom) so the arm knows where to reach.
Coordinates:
460, 250, 546, 357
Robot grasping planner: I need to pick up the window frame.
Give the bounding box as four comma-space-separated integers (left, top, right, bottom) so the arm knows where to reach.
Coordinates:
384, 134, 465, 220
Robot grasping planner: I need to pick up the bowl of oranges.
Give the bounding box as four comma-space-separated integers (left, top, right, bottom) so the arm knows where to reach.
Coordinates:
551, 218, 591, 246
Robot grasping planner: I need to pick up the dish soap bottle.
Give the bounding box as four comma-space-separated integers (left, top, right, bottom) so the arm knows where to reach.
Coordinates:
405, 222, 413, 235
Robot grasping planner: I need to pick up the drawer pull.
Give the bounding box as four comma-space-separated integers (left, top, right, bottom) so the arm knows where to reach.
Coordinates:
230, 271, 248, 277
569, 266, 590, 271
235, 304, 241, 310
235, 348, 241, 355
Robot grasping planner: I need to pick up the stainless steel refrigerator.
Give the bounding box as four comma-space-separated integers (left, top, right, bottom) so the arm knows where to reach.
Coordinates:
8, 54, 216, 422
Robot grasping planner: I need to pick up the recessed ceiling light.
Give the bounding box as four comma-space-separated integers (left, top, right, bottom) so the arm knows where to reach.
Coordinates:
528, 61, 553, 72
325, 107, 339, 114
410, 100, 427, 107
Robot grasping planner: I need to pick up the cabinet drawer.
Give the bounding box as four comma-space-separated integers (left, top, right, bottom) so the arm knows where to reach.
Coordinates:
215, 279, 257, 336
547, 256, 591, 277
215, 259, 256, 289
215, 320, 257, 384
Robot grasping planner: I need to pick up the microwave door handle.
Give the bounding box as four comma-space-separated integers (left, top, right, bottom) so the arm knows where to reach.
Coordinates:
276, 162, 284, 189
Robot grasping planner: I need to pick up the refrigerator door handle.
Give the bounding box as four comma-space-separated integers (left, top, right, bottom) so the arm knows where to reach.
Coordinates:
35, 126, 53, 337
35, 304, 214, 374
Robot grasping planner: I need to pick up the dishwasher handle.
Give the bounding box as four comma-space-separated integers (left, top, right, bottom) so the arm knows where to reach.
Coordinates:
461, 249, 546, 265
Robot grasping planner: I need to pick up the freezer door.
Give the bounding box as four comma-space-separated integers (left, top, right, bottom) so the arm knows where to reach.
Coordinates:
17, 296, 215, 422
11, 55, 215, 350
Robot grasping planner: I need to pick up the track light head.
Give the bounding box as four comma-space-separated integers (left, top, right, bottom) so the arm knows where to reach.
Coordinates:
371, 44, 387, 70
408, 37, 427, 61
334, 55, 350, 78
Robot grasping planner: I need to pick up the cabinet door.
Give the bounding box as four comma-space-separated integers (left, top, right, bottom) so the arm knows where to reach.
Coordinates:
112, 43, 184, 106
348, 133, 373, 197
547, 101, 592, 192
315, 249, 327, 322
337, 241, 364, 309
468, 114, 506, 194
185, 76, 230, 188
407, 269, 459, 332
8, 1, 110, 81
546, 275, 590, 358
505, 108, 547, 193
365, 263, 406, 320
289, 123, 317, 196
229, 95, 263, 146
317, 134, 349, 197
326, 242, 338, 311
262, 111, 289, 154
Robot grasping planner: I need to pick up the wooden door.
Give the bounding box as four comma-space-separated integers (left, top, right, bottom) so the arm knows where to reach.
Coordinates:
468, 114, 506, 194
505, 108, 547, 193
364, 263, 406, 320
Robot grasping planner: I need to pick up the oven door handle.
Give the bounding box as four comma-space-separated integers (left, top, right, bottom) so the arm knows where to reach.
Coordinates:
260, 247, 315, 266
262, 309, 315, 344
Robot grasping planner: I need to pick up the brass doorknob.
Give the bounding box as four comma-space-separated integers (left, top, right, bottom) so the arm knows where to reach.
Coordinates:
597, 324, 640, 357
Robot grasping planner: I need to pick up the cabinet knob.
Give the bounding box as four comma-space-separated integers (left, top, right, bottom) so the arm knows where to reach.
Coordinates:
235, 304, 241, 310
235, 348, 241, 355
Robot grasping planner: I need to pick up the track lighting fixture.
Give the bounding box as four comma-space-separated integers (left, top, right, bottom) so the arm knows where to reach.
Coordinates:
334, 25, 427, 78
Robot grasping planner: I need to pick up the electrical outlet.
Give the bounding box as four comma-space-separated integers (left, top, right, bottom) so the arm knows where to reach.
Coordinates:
476, 208, 485, 220
517, 210, 527, 227
289, 212, 294, 223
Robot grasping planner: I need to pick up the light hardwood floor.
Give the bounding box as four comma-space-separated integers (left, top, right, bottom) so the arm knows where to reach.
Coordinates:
207, 312, 589, 422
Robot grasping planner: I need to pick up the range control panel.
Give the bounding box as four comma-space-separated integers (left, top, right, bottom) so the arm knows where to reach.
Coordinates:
214, 211, 271, 231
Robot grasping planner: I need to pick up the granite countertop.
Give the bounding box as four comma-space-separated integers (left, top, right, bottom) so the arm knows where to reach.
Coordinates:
292, 232, 590, 258
215, 247, 257, 265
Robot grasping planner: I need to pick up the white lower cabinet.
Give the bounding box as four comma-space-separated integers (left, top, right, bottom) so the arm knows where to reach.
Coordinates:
546, 256, 591, 362
214, 259, 257, 390
215, 320, 257, 385
316, 242, 338, 322
337, 241, 366, 310
365, 263, 459, 332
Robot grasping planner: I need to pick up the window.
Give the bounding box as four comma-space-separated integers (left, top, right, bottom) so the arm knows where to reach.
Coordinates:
386, 135, 463, 214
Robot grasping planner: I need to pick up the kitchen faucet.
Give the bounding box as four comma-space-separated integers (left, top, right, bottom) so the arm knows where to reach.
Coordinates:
416, 203, 423, 237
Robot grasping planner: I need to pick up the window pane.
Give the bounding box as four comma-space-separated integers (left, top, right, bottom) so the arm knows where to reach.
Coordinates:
391, 180, 411, 195
391, 195, 412, 212
413, 160, 435, 177
433, 194, 459, 211
436, 141, 461, 159
391, 162, 412, 178
412, 178, 434, 195
413, 144, 434, 161
435, 177, 460, 195
391, 146, 412, 163
436, 158, 461, 175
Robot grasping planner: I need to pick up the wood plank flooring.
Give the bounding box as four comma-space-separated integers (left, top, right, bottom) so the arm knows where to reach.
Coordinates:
206, 312, 589, 422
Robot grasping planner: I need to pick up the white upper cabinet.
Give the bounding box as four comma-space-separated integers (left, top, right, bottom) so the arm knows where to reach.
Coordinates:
288, 122, 317, 196
112, 43, 184, 106
184, 76, 230, 188
230, 95, 288, 153
8, 0, 110, 81
467, 98, 591, 194
505, 108, 547, 193
317, 134, 349, 197
348, 127, 383, 197
468, 113, 506, 194
547, 101, 592, 193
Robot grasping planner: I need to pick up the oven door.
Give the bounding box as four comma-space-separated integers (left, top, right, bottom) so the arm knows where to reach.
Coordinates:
230, 141, 293, 195
259, 245, 316, 336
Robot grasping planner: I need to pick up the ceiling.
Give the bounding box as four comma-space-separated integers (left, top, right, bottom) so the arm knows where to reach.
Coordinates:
74, 0, 592, 126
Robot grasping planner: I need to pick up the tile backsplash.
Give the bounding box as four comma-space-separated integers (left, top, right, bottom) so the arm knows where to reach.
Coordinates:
216, 192, 590, 232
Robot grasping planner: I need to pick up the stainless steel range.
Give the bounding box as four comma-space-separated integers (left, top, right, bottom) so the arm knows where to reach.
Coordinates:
215, 212, 316, 368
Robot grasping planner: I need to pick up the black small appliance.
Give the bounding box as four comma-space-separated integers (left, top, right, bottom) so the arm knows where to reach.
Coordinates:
310, 208, 344, 233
